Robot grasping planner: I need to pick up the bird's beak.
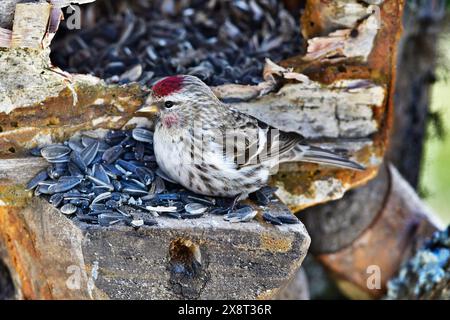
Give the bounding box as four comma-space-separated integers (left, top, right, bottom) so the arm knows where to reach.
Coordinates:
136, 104, 159, 115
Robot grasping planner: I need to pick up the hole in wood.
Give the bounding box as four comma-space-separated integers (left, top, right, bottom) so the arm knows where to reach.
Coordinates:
169, 238, 202, 278
350, 29, 359, 38
168, 238, 209, 299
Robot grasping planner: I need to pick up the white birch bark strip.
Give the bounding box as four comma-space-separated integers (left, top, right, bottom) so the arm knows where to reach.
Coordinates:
304, 12, 380, 63
11, 2, 51, 49
0, 27, 12, 48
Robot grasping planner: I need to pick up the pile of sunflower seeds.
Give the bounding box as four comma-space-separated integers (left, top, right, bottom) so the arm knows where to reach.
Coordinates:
26, 128, 298, 228
51, 0, 302, 86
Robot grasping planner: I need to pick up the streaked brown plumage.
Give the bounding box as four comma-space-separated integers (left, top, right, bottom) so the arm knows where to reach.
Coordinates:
138, 75, 364, 198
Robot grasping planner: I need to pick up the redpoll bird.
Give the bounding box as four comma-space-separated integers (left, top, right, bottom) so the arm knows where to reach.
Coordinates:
138, 75, 364, 198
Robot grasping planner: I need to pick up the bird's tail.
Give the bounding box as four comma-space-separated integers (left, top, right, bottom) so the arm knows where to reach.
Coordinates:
283, 144, 365, 171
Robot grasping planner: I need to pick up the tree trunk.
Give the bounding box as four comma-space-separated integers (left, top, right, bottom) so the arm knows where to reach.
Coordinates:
386, 0, 446, 188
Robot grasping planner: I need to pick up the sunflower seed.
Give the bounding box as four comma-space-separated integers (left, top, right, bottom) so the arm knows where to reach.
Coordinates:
60, 203, 77, 215
123, 152, 136, 160
47, 155, 70, 164
81, 140, 100, 166
120, 136, 136, 148
135, 167, 155, 185
132, 128, 154, 143
155, 193, 179, 201
277, 214, 299, 224
262, 212, 283, 225
105, 199, 119, 209
130, 219, 144, 228
185, 203, 208, 215
102, 144, 124, 164
104, 163, 122, 176
48, 176, 83, 194
121, 179, 146, 190
184, 194, 215, 206
153, 176, 165, 194
86, 175, 114, 191
120, 64, 142, 82
225, 206, 257, 223
98, 212, 127, 226
90, 203, 107, 211
106, 130, 127, 144
29, 147, 42, 157
128, 178, 147, 190
249, 189, 270, 206
92, 163, 110, 184
92, 192, 112, 204
41, 144, 71, 161
145, 205, 177, 213
49, 193, 64, 207
134, 142, 145, 161
122, 188, 148, 196
47, 164, 67, 180
26, 170, 49, 190
117, 159, 139, 173
36, 184, 53, 195
68, 162, 83, 177
210, 207, 228, 215
70, 150, 87, 173
68, 139, 84, 153
81, 136, 97, 147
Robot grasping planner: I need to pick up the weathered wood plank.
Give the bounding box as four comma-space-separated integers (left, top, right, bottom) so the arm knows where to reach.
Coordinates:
0, 197, 310, 299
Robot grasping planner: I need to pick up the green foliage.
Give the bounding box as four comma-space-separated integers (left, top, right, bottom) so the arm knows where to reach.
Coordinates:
419, 8, 450, 223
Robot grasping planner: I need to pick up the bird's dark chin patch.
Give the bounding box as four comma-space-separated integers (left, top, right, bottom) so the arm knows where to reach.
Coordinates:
162, 113, 179, 128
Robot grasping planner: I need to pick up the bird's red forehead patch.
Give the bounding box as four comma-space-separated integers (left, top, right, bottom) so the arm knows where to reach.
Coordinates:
152, 75, 184, 98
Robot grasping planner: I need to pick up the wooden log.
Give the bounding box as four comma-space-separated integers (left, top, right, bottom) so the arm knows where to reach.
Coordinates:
0, 157, 310, 299
311, 165, 443, 299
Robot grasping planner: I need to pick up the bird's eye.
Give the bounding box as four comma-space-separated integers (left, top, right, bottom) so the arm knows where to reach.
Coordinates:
165, 101, 174, 109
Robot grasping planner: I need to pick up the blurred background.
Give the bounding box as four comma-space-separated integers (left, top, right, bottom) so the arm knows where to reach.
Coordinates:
421, 13, 450, 224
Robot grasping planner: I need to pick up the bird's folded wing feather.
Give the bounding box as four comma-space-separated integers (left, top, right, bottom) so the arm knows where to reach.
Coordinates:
213, 110, 304, 168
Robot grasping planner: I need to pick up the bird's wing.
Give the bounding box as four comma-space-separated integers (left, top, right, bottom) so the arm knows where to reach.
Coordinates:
212, 108, 304, 169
